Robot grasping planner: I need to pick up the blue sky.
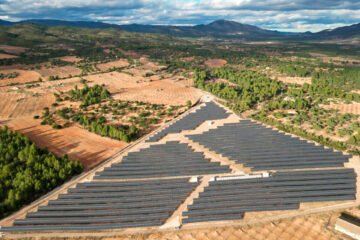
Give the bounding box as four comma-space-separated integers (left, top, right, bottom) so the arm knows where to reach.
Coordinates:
0, 0, 360, 32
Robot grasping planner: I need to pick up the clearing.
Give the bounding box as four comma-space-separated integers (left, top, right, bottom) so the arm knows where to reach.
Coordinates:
271, 75, 312, 85
56, 56, 83, 63
204, 59, 227, 68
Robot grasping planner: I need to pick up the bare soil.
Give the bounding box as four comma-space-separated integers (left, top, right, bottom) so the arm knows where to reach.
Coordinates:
0, 45, 27, 54
0, 70, 42, 86
96, 59, 130, 71
37, 66, 82, 78
0, 53, 17, 59
57, 56, 83, 63
0, 91, 54, 119
204, 59, 227, 68
273, 76, 312, 85
85, 71, 201, 105
0, 59, 202, 169
322, 102, 360, 115
309, 52, 360, 65
4, 117, 126, 170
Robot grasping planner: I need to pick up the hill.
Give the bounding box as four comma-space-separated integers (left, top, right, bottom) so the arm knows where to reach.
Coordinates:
1, 19, 359, 40
315, 23, 360, 39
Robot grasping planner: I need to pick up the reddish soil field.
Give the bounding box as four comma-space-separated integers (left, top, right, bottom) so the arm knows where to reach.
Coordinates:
85, 71, 201, 105
0, 60, 202, 169
0, 53, 17, 59
204, 59, 227, 68
0, 69, 42, 86
96, 59, 129, 71
0, 45, 27, 54
57, 56, 83, 63
4, 117, 126, 170
0, 91, 54, 120
37, 66, 82, 78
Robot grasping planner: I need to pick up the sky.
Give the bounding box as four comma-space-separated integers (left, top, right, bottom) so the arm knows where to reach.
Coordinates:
0, 0, 360, 32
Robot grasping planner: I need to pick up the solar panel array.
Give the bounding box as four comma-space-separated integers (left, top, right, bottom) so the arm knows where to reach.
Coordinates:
1, 101, 358, 233
1, 178, 198, 232
187, 120, 350, 171
146, 101, 230, 142
183, 169, 356, 224
95, 141, 231, 179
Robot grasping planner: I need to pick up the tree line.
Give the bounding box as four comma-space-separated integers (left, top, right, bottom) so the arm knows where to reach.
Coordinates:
0, 126, 82, 218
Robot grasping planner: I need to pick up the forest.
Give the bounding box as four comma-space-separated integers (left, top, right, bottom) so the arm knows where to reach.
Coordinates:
0, 127, 82, 218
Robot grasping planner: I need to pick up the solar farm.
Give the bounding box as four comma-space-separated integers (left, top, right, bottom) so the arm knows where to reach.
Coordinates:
1, 99, 359, 236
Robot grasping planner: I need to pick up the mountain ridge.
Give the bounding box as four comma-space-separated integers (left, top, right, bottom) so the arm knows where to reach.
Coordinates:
0, 19, 359, 39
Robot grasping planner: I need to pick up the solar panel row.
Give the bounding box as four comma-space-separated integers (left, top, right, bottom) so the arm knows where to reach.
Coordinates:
182, 169, 356, 224
187, 120, 350, 171
146, 101, 230, 142
95, 141, 231, 179
1, 178, 198, 232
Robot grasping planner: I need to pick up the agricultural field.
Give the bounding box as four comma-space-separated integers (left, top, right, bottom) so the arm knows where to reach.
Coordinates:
0, 53, 17, 60
0, 25, 202, 175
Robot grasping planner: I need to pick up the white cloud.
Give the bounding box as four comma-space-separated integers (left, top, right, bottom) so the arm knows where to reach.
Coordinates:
0, 0, 359, 32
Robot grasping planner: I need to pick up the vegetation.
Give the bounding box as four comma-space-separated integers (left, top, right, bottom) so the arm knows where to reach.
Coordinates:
69, 84, 111, 107
0, 126, 82, 218
39, 85, 186, 142
0, 72, 19, 80
194, 67, 285, 112
193, 64, 360, 154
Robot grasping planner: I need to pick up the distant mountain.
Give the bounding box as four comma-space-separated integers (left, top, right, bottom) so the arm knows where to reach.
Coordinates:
0, 19, 12, 25
193, 20, 280, 36
315, 23, 360, 39
0, 18, 359, 40
0, 19, 286, 38
18, 19, 120, 29
118, 20, 283, 38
